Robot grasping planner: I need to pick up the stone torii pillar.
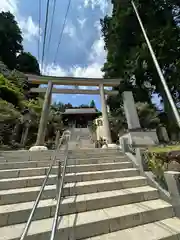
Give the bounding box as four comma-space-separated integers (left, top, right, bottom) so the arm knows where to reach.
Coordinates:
35, 81, 53, 146
99, 83, 112, 144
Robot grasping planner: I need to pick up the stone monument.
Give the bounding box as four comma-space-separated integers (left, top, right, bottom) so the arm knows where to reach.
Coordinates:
119, 91, 159, 148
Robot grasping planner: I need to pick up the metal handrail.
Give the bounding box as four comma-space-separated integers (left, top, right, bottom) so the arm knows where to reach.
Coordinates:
20, 131, 67, 240
50, 132, 71, 240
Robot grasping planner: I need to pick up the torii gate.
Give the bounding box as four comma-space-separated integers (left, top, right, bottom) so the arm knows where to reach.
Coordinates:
26, 74, 142, 147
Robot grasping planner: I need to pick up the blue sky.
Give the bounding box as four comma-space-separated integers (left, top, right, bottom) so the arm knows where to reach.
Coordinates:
0, 0, 112, 109
0, 0, 161, 110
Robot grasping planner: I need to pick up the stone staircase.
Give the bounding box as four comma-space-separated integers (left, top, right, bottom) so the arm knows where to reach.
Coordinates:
68, 128, 95, 149
0, 149, 180, 239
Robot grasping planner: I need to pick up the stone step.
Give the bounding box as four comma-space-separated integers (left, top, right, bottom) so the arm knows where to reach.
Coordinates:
87, 218, 180, 240
64, 168, 139, 183
0, 150, 123, 162
0, 157, 127, 170
68, 153, 123, 159
0, 161, 52, 170
0, 163, 134, 190
67, 156, 127, 165
0, 167, 138, 182
0, 160, 130, 172
0, 164, 134, 190
0, 176, 147, 205
0, 175, 57, 190
0, 166, 49, 179
63, 176, 147, 196
0, 154, 125, 163
68, 149, 121, 154
0, 186, 158, 227
0, 199, 174, 240
66, 162, 133, 173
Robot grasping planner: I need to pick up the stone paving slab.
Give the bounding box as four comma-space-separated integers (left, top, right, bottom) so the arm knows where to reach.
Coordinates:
87, 217, 180, 240
0, 199, 174, 240
0, 186, 158, 226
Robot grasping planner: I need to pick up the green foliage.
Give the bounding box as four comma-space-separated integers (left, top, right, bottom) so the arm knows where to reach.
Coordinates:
146, 146, 180, 189
16, 52, 40, 99
23, 98, 43, 115
0, 99, 21, 147
0, 74, 23, 107
16, 52, 40, 75
51, 102, 65, 113
0, 11, 23, 69
0, 10, 46, 149
0, 61, 11, 77
8, 70, 29, 91
136, 102, 160, 129
148, 154, 167, 186
0, 99, 21, 122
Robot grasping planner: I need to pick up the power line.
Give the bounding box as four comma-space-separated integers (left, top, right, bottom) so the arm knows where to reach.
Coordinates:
53, 0, 72, 65
46, 0, 57, 65
41, 0, 51, 73
38, 0, 41, 64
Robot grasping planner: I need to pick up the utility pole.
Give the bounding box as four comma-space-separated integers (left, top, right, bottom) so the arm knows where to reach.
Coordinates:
129, 0, 180, 128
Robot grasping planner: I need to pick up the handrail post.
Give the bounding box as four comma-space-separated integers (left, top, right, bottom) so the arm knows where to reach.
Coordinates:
56, 160, 61, 200
19, 131, 67, 240
50, 133, 71, 240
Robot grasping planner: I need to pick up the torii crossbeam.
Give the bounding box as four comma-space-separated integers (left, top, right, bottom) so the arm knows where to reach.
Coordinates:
26, 74, 121, 146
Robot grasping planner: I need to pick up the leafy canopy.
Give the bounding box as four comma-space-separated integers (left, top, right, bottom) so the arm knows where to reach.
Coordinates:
0, 12, 23, 69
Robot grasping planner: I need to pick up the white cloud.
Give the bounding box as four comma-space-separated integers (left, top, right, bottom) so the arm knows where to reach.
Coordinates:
43, 63, 68, 77
89, 36, 106, 63
45, 35, 105, 79
77, 18, 87, 29
0, 0, 40, 42
45, 21, 106, 80
71, 62, 103, 78
0, 0, 18, 14
19, 16, 39, 41
83, 0, 109, 14
64, 23, 76, 38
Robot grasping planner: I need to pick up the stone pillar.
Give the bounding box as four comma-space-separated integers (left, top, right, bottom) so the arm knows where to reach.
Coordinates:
135, 148, 149, 172
157, 126, 169, 143
55, 130, 61, 148
99, 84, 112, 144
20, 122, 30, 147
35, 81, 53, 146
164, 171, 180, 217
12, 122, 21, 142
122, 91, 141, 130
121, 137, 129, 153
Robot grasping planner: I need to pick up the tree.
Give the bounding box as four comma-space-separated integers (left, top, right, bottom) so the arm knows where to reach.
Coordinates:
51, 102, 65, 113
78, 104, 90, 108
0, 99, 21, 147
90, 100, 96, 108
0, 74, 23, 107
136, 102, 160, 129
0, 11, 23, 69
16, 52, 41, 99
16, 52, 40, 75
101, 0, 180, 125
64, 103, 73, 109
